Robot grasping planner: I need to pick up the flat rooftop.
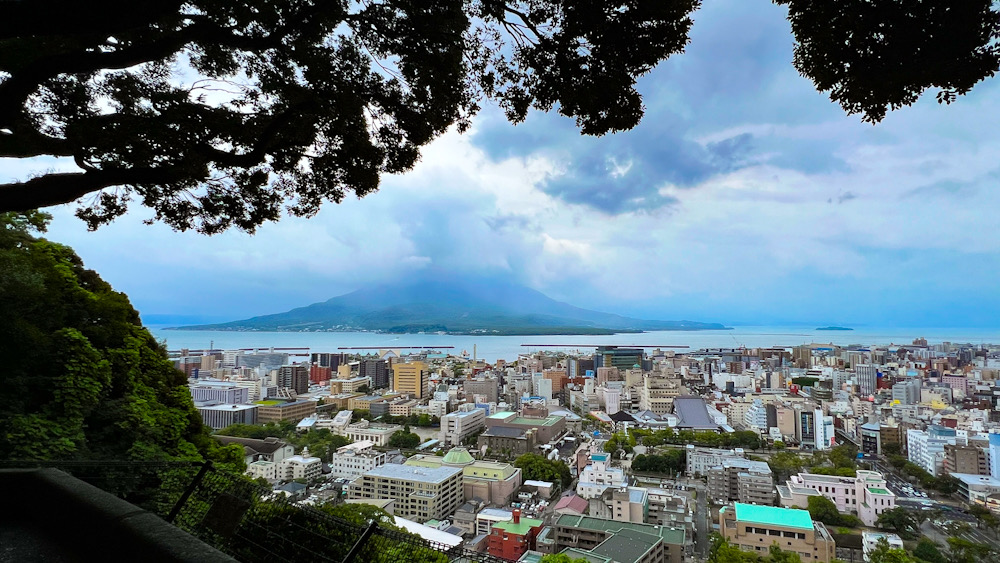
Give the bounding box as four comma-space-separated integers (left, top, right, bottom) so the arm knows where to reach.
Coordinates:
363, 464, 462, 484
732, 503, 813, 530
556, 514, 686, 546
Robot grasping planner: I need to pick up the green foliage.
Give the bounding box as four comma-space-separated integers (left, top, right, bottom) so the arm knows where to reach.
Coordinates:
708, 533, 804, 563
946, 536, 994, 563
631, 450, 687, 475
388, 430, 421, 449
632, 428, 761, 451
768, 451, 806, 481
354, 409, 438, 427
514, 453, 572, 487
0, 212, 219, 463
913, 538, 946, 563
538, 554, 589, 563
867, 537, 916, 563
0, 1, 701, 232
876, 507, 920, 540
806, 496, 860, 528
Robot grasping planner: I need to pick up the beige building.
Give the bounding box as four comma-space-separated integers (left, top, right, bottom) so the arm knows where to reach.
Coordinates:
706, 458, 774, 505
406, 447, 522, 505
393, 361, 429, 398
719, 503, 835, 562
588, 487, 648, 523
255, 399, 316, 424
638, 375, 683, 415
348, 463, 463, 523
944, 443, 991, 476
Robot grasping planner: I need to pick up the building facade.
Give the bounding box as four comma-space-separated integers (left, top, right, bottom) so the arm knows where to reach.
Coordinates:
719, 503, 835, 562
392, 361, 429, 398
348, 464, 463, 523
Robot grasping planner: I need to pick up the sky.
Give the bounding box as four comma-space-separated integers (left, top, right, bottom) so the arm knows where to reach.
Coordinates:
9, 0, 1000, 328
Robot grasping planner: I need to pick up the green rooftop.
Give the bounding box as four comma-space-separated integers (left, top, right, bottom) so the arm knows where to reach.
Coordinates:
867, 487, 891, 495
555, 514, 686, 546
254, 400, 285, 406
732, 503, 814, 530
493, 517, 543, 536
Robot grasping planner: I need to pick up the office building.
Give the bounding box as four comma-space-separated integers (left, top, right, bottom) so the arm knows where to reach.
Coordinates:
719, 503, 835, 562
190, 382, 249, 404
348, 464, 463, 523
393, 361, 429, 398
907, 425, 958, 476
342, 420, 402, 446
195, 402, 257, 429
856, 365, 878, 397
440, 407, 487, 447
465, 378, 500, 403
944, 443, 990, 476
891, 379, 921, 405
990, 433, 1000, 480
255, 399, 316, 424
595, 346, 647, 371
360, 359, 390, 389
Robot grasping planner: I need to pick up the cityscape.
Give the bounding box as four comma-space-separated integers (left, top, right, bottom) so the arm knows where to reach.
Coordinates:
171, 338, 1000, 563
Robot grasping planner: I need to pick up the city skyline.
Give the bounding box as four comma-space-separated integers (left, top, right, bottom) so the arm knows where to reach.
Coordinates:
11, 0, 1000, 328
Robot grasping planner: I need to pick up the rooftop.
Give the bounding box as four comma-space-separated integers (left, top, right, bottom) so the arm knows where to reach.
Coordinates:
731, 503, 814, 530
493, 517, 544, 536
511, 416, 561, 426
363, 464, 462, 483
590, 528, 659, 563
488, 411, 516, 419
555, 514, 686, 546
867, 487, 892, 496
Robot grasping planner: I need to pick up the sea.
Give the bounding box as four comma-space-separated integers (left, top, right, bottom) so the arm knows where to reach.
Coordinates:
147, 326, 1000, 362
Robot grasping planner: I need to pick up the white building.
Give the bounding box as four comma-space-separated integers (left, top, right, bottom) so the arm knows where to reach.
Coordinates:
439, 407, 486, 447
856, 364, 878, 397
343, 420, 402, 446
279, 448, 323, 481
247, 460, 277, 480
329, 440, 387, 479
576, 452, 628, 499
195, 401, 258, 429
990, 433, 1000, 480
907, 426, 958, 476
743, 399, 768, 431
862, 531, 903, 562
815, 410, 835, 451
190, 381, 250, 404
685, 445, 746, 477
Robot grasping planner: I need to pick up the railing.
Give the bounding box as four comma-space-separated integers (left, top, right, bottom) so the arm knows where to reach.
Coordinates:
1, 460, 510, 563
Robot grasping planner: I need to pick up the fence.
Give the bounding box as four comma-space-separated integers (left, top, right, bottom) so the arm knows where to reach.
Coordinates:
1, 460, 510, 563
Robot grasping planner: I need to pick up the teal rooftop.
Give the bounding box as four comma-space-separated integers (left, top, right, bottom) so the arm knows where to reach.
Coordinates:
731, 503, 813, 530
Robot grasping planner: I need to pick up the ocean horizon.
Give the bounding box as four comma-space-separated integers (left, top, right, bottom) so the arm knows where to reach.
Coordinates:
148, 325, 1000, 363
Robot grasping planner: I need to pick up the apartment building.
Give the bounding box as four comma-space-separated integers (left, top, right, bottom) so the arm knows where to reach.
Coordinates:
440, 407, 486, 447
577, 453, 628, 499
588, 487, 648, 524
706, 458, 774, 505
646, 488, 694, 534
907, 425, 958, 476
277, 365, 310, 394
719, 503, 835, 562
488, 510, 544, 560
684, 446, 746, 477
328, 441, 387, 479
348, 464, 463, 523
943, 443, 991, 476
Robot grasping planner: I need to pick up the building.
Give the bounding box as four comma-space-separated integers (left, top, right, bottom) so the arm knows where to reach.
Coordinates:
743, 399, 768, 431
706, 458, 774, 505
595, 347, 646, 371
548, 514, 686, 563
190, 381, 249, 404
907, 425, 958, 476
255, 399, 316, 424
672, 396, 724, 431
213, 435, 295, 465
440, 408, 487, 447
393, 361, 429, 398
777, 471, 895, 527
859, 423, 881, 455
588, 487, 648, 523
488, 510, 543, 560
950, 473, 1000, 504
891, 379, 921, 405
478, 426, 538, 457
861, 532, 903, 563
639, 376, 683, 415
856, 364, 878, 397
685, 446, 746, 477
990, 433, 1000, 479
719, 503, 836, 562
477, 508, 514, 536
348, 464, 463, 523
406, 448, 522, 505
944, 443, 991, 476
485, 411, 566, 443
646, 489, 694, 533
465, 378, 500, 404
329, 441, 387, 479
577, 453, 628, 499
279, 448, 322, 481
342, 420, 402, 447
359, 359, 390, 389
195, 402, 258, 429
277, 365, 310, 394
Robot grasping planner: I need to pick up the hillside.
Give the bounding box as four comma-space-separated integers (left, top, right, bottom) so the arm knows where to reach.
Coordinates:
173, 278, 728, 335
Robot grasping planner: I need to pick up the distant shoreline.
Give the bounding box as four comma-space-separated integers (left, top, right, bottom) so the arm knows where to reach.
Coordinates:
163, 326, 734, 336
815, 326, 853, 331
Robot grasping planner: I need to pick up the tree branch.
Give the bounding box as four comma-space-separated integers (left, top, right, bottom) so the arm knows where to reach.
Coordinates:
0, 167, 191, 213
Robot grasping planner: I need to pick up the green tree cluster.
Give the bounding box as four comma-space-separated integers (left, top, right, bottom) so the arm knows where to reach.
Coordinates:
388, 430, 421, 449
632, 428, 762, 450
886, 454, 960, 493
217, 422, 351, 460
0, 212, 235, 466
946, 536, 994, 563
353, 409, 439, 427
875, 507, 921, 540
912, 538, 946, 563
631, 450, 687, 475
806, 496, 861, 528
514, 453, 572, 487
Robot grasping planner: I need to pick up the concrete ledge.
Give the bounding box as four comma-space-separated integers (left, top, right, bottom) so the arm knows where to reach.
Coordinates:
1, 468, 237, 563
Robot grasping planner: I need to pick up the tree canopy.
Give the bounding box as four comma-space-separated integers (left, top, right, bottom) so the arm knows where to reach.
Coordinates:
5, 1, 998, 232
514, 452, 572, 487
0, 0, 700, 232
0, 211, 235, 463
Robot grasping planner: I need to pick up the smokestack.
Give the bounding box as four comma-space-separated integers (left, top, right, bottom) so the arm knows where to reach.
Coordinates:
512, 509, 520, 524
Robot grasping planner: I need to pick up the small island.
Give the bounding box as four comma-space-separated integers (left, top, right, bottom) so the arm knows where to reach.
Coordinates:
816, 326, 853, 331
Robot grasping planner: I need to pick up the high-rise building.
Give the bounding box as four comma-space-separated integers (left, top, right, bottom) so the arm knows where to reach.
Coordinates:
311, 352, 347, 370
892, 379, 921, 405
595, 346, 645, 371
277, 365, 309, 394
392, 361, 428, 398
359, 358, 390, 389
856, 364, 879, 397
990, 433, 1000, 480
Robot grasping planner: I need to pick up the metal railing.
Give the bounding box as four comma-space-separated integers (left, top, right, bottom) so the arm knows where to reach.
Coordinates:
1, 460, 510, 563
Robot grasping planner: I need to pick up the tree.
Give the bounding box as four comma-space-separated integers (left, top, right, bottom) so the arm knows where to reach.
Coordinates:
867, 537, 916, 563
388, 429, 420, 449
946, 536, 994, 563
876, 507, 920, 540
776, 0, 1000, 123
768, 451, 805, 482
539, 555, 589, 563
0, 0, 701, 231
514, 453, 572, 487
912, 538, 946, 563
0, 211, 232, 464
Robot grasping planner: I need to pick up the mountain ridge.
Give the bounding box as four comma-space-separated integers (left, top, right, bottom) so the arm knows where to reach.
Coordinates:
170, 278, 729, 335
